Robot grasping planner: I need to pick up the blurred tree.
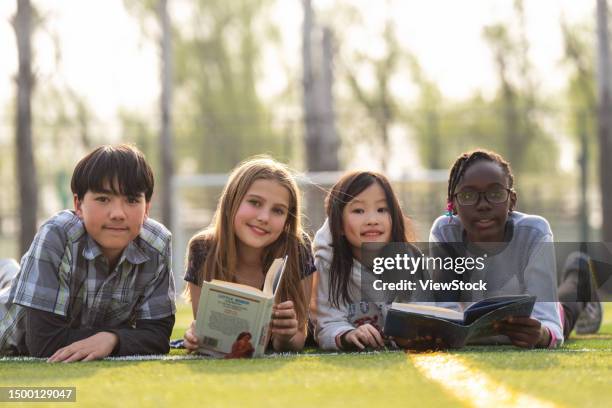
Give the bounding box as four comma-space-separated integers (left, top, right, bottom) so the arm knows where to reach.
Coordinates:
404, 55, 443, 170
302, 0, 339, 231
159, 0, 174, 233
39, 86, 95, 210
341, 17, 401, 172
561, 18, 596, 241
118, 110, 157, 164
173, 0, 286, 172
596, 0, 612, 242
13, 0, 38, 256
561, 20, 596, 134
325, 1, 557, 176
33, 13, 97, 215
302, 0, 339, 173
122, 0, 174, 230
125, 0, 286, 174
481, 0, 557, 175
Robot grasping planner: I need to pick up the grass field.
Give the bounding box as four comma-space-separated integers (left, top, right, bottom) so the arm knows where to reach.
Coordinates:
1, 303, 611, 408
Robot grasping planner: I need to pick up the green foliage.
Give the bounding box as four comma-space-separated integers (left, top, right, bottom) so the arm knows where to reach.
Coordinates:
340, 17, 402, 171
172, 0, 287, 172
326, 1, 559, 175
479, 8, 559, 175
404, 56, 444, 169
561, 19, 597, 174
118, 109, 158, 171
123, 0, 288, 173
38, 84, 101, 207
406, 68, 558, 174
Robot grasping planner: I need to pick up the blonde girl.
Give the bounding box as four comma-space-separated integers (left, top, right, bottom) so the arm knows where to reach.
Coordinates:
183, 157, 315, 352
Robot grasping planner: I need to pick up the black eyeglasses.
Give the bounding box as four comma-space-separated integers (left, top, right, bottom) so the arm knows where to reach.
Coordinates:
454, 188, 513, 206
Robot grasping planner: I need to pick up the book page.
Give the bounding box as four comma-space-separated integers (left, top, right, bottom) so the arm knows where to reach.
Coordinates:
210, 279, 265, 296
262, 256, 288, 298
463, 295, 535, 324
390, 302, 464, 322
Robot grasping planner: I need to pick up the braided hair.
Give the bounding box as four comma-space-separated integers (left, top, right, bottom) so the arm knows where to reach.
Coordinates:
447, 149, 514, 211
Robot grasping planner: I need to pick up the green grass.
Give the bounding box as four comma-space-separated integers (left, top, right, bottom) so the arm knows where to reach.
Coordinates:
452, 307, 612, 408
1, 303, 612, 407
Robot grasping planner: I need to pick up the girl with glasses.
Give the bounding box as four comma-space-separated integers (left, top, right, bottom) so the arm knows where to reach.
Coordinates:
427, 149, 600, 349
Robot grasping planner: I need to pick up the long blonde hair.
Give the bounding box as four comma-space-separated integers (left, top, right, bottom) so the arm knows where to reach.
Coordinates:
187, 156, 309, 324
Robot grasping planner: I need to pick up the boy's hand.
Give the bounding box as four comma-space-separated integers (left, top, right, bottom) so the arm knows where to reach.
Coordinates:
270, 301, 298, 344
494, 316, 550, 348
183, 320, 200, 352
341, 324, 385, 350
47, 332, 118, 363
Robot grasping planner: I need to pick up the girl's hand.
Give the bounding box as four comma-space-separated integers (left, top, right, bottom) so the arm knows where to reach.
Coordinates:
183, 320, 200, 352
495, 316, 550, 348
270, 301, 299, 344
341, 324, 385, 350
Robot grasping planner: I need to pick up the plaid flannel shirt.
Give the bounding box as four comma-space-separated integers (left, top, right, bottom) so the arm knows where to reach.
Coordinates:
0, 210, 176, 355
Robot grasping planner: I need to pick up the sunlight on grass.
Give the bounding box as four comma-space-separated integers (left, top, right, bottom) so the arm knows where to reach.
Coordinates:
1, 303, 610, 407
454, 302, 612, 408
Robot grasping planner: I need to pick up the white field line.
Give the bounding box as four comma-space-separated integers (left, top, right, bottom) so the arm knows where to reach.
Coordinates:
409, 353, 559, 408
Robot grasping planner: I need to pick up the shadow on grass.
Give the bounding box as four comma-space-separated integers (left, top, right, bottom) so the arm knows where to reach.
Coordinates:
0, 360, 111, 383
174, 346, 409, 373
0, 357, 291, 383
305, 349, 410, 370
177, 356, 295, 374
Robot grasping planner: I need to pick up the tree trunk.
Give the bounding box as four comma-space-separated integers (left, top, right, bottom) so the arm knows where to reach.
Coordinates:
302, 0, 339, 231
159, 0, 174, 233
302, 0, 317, 171
318, 27, 340, 171
596, 0, 612, 242
578, 111, 589, 242
13, 0, 38, 257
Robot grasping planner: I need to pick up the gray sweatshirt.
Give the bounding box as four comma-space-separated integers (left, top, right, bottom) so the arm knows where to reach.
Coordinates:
429, 211, 563, 347
313, 219, 389, 350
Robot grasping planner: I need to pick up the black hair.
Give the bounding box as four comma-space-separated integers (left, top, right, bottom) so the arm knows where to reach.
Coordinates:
447, 149, 514, 206
71, 144, 154, 202
325, 171, 414, 308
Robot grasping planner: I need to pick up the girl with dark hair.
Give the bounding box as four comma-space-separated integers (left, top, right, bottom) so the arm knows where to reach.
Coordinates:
313, 171, 415, 350
429, 148, 601, 349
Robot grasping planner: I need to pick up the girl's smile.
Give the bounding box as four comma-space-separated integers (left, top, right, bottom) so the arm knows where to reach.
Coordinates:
342, 182, 392, 259
246, 223, 270, 236
234, 178, 290, 251
361, 228, 385, 237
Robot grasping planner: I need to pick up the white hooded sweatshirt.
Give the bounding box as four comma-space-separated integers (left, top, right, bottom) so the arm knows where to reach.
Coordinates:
312, 219, 389, 350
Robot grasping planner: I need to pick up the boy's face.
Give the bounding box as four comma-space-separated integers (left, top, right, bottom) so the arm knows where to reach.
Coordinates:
454, 160, 516, 243
74, 181, 150, 264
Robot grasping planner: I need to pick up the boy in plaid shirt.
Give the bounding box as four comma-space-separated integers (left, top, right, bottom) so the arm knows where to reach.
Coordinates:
0, 144, 175, 361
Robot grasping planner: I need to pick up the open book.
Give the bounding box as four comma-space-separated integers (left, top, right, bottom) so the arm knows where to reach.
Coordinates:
195, 256, 288, 358
383, 295, 536, 348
